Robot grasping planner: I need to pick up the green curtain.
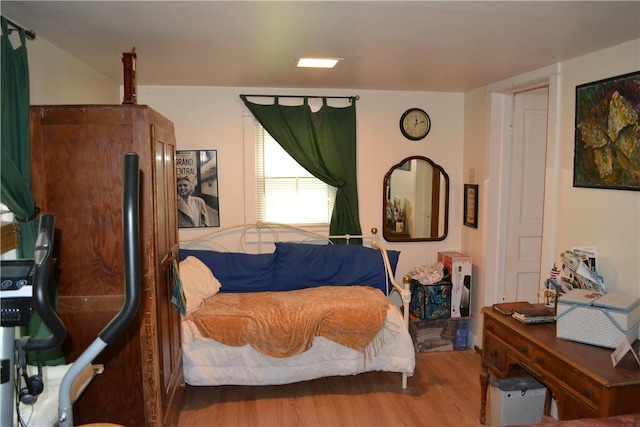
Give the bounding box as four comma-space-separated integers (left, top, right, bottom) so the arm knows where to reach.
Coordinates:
1, 17, 64, 365
1, 17, 38, 257
240, 95, 362, 243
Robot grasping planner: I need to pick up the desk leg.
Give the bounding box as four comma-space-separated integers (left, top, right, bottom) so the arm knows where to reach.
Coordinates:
480, 366, 489, 424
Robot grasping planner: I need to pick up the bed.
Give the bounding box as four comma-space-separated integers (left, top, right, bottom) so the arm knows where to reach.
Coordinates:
527, 414, 640, 426
176, 222, 415, 389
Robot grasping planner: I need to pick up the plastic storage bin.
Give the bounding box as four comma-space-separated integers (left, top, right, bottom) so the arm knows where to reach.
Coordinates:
489, 376, 546, 426
409, 317, 469, 352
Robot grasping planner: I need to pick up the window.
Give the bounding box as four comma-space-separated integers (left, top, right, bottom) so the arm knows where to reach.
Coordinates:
255, 122, 336, 225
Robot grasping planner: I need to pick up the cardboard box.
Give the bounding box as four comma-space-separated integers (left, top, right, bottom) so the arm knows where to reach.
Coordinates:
437, 251, 472, 317
489, 377, 546, 426
556, 289, 640, 348
409, 316, 469, 352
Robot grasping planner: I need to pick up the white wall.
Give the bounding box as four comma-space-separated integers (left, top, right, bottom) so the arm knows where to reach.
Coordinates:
554, 40, 640, 297
461, 86, 490, 344
27, 35, 119, 104
138, 86, 465, 283
462, 39, 640, 348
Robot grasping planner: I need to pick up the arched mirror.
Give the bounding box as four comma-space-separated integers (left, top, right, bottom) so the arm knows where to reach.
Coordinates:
383, 156, 449, 242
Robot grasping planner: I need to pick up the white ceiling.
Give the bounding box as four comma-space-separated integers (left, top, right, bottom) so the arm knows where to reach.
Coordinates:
2, 1, 639, 92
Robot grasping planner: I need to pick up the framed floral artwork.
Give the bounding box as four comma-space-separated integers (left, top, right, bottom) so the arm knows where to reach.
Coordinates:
176, 150, 220, 228
573, 71, 640, 191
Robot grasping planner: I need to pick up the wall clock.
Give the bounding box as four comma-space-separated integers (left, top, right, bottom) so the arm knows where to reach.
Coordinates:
400, 108, 431, 141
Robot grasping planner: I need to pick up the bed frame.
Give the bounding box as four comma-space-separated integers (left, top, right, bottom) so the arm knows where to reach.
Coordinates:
180, 221, 413, 388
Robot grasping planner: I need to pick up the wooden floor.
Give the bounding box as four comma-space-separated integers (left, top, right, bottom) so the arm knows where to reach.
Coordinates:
178, 350, 489, 427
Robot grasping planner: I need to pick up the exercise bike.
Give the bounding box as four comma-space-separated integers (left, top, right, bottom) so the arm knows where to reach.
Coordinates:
0, 153, 141, 426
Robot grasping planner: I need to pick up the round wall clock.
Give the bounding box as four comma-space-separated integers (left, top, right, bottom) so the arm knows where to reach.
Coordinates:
400, 108, 431, 141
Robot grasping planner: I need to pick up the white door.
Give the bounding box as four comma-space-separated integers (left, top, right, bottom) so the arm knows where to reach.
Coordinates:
504, 89, 548, 302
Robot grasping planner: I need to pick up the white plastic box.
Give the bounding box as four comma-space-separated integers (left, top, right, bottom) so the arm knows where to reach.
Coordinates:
489, 377, 546, 426
556, 289, 640, 349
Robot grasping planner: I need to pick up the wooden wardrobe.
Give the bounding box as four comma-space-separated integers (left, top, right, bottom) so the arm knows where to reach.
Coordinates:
30, 105, 184, 426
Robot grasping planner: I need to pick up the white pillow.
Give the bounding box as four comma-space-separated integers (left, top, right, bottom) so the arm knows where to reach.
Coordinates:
179, 256, 221, 316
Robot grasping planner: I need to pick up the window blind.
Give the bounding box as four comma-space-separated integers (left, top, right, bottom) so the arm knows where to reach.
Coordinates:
255, 122, 335, 225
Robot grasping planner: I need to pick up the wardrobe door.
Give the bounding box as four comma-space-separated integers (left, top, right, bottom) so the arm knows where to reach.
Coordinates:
151, 121, 184, 426
29, 106, 148, 426
30, 105, 183, 426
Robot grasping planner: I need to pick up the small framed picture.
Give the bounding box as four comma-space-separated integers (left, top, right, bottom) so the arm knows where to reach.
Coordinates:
463, 184, 478, 228
176, 150, 220, 228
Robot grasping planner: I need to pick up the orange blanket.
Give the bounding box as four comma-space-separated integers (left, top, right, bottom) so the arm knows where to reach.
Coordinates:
189, 285, 390, 358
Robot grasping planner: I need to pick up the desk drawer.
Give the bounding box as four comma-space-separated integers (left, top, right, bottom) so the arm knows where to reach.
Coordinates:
554, 387, 600, 420
506, 330, 535, 360
485, 316, 510, 339
532, 349, 601, 407
485, 316, 534, 361
483, 333, 507, 374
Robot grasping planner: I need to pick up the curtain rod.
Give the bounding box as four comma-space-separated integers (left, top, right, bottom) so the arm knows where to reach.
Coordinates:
2, 17, 36, 40
242, 94, 359, 101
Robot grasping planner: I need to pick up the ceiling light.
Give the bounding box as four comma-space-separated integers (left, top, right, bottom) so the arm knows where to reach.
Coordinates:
296, 58, 341, 68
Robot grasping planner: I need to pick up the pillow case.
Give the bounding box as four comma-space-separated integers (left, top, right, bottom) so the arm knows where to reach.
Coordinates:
179, 249, 276, 292
272, 242, 400, 293
179, 256, 221, 315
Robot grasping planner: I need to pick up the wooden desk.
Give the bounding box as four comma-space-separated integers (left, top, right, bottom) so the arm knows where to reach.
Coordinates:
480, 307, 640, 424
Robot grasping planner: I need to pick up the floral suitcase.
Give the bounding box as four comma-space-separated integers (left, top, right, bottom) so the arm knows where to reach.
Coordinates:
409, 272, 452, 320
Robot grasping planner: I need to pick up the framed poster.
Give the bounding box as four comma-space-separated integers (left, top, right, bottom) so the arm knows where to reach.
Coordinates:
176, 150, 220, 228
463, 184, 478, 228
573, 71, 640, 191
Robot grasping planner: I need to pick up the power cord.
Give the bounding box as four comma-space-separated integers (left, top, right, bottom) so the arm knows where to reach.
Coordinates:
14, 362, 33, 427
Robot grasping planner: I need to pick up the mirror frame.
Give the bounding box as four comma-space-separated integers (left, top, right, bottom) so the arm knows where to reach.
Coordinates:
382, 156, 449, 242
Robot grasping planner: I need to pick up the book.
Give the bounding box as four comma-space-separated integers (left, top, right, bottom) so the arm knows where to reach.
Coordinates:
492, 301, 535, 315
511, 306, 556, 324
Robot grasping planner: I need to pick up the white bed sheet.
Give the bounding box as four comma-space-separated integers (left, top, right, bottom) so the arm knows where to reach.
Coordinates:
182, 303, 415, 386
